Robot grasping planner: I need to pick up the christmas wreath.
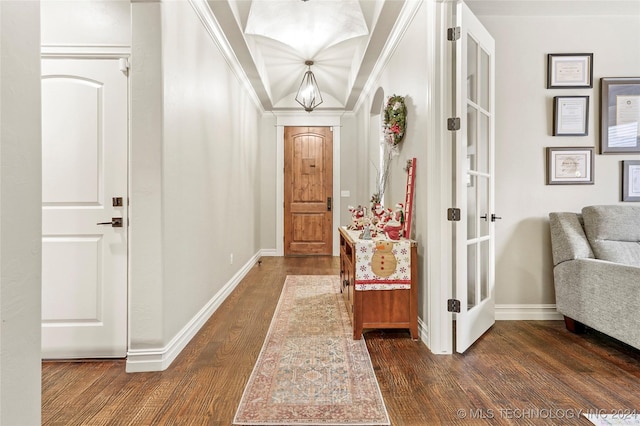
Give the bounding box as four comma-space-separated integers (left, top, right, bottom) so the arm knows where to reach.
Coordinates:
383, 95, 407, 146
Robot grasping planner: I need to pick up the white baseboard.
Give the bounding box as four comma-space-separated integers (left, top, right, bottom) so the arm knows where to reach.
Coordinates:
126, 251, 262, 373
260, 248, 278, 257
418, 317, 429, 344
416, 305, 562, 356
496, 304, 563, 320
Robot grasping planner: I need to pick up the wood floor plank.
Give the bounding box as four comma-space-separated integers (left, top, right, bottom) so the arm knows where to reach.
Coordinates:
42, 256, 640, 425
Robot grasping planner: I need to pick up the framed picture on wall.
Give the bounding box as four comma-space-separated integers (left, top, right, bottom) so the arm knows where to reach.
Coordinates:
547, 53, 593, 89
546, 147, 594, 185
600, 77, 640, 153
553, 96, 589, 136
622, 160, 640, 201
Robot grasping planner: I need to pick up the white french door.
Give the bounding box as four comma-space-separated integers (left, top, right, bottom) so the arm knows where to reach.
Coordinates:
453, 2, 496, 353
41, 58, 128, 358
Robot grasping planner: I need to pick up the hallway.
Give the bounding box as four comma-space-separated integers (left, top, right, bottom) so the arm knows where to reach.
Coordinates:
42, 257, 640, 425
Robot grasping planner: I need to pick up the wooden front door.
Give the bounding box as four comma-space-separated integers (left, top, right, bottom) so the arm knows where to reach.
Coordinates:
284, 126, 333, 255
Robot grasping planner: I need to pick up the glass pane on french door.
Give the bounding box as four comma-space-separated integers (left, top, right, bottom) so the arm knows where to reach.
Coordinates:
466, 30, 491, 313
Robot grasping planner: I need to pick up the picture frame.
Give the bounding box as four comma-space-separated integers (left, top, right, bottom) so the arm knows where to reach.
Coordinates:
547, 53, 593, 89
546, 147, 594, 185
622, 160, 640, 202
553, 96, 589, 136
600, 77, 640, 154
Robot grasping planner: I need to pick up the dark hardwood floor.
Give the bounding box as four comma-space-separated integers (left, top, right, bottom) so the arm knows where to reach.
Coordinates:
42, 256, 640, 425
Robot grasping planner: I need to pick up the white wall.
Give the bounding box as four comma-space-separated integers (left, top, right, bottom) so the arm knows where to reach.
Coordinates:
129, 1, 263, 368
473, 11, 640, 307
0, 2, 42, 424
339, 113, 358, 226
160, 1, 262, 339
41, 0, 130, 47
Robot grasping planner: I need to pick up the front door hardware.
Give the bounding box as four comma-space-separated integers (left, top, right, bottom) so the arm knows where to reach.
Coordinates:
491, 214, 502, 222
112, 197, 123, 207
448, 299, 461, 313
97, 218, 123, 228
327, 197, 332, 211
447, 207, 461, 221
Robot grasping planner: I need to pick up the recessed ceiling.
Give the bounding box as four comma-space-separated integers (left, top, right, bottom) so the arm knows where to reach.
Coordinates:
207, 0, 405, 112
245, 1, 369, 56
206, 0, 640, 112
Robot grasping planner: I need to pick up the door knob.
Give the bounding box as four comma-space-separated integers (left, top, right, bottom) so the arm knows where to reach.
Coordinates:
97, 218, 123, 228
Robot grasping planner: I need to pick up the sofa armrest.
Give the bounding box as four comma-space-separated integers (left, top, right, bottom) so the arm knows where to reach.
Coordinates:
553, 258, 640, 350
549, 212, 594, 266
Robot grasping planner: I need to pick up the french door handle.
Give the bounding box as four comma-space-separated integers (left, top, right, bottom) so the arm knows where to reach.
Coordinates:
97, 218, 123, 228
480, 214, 488, 221
491, 214, 502, 222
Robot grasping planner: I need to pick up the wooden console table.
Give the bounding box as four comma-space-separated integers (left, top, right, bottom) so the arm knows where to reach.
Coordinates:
338, 226, 418, 340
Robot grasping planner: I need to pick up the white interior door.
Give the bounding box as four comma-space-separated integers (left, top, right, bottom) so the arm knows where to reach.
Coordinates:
41, 58, 128, 358
454, 2, 496, 353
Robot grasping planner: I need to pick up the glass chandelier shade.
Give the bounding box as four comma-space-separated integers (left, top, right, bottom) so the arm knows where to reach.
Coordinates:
295, 60, 323, 112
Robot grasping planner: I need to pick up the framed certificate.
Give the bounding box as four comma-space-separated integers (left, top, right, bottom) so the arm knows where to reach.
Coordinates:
622, 160, 640, 202
547, 53, 593, 89
546, 147, 594, 185
553, 96, 589, 136
600, 77, 640, 153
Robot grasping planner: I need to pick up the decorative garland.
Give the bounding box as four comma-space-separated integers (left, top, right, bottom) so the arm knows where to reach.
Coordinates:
383, 95, 407, 146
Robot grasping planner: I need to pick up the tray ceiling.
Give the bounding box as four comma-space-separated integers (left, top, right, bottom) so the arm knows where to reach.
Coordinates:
206, 0, 405, 112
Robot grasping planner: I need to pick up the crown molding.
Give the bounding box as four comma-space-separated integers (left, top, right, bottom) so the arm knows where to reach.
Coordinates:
188, 0, 265, 114
464, 0, 640, 16
353, 0, 424, 113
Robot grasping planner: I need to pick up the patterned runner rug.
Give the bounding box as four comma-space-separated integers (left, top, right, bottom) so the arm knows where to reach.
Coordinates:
233, 275, 390, 425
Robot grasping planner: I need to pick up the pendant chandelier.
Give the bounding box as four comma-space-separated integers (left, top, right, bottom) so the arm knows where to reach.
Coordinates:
295, 60, 323, 112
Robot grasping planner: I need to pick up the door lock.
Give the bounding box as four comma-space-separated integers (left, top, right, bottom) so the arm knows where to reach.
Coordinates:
327, 197, 332, 211
97, 218, 123, 228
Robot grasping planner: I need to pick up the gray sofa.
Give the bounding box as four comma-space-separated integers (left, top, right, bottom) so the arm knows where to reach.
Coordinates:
549, 205, 640, 350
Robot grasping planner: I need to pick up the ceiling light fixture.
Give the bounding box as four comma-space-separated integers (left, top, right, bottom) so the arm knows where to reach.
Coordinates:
295, 60, 323, 112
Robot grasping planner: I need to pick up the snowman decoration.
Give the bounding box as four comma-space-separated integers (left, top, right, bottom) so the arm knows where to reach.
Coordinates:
371, 240, 398, 278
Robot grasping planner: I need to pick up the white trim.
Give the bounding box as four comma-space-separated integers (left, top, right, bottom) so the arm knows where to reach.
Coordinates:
353, 0, 424, 112
418, 317, 429, 345
496, 304, 563, 321
275, 114, 343, 257
465, 0, 640, 17
275, 113, 345, 126
41, 45, 131, 58
125, 251, 261, 372
260, 248, 278, 257
188, 0, 264, 113
425, 0, 455, 355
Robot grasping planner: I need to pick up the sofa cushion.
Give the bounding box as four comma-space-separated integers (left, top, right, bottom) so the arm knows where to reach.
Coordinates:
582, 205, 640, 267
549, 212, 594, 266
